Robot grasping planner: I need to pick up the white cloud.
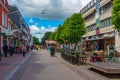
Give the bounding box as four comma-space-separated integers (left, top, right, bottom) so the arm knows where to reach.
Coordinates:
29, 25, 56, 41
40, 26, 45, 30
81, 0, 91, 7
8, 0, 86, 20
29, 18, 34, 23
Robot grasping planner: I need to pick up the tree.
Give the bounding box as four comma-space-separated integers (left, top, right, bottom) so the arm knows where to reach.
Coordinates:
54, 25, 64, 44
112, 0, 120, 31
40, 32, 53, 45
51, 13, 86, 50
33, 36, 40, 45
66, 13, 86, 49
60, 18, 70, 44
50, 32, 55, 40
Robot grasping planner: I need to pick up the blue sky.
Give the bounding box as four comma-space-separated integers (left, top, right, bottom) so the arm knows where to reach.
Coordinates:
25, 18, 63, 28
8, 0, 91, 41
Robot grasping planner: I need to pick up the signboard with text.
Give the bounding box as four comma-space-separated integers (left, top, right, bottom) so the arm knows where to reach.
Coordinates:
95, 0, 100, 35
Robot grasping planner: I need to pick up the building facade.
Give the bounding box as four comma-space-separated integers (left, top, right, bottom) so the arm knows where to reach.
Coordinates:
8, 5, 31, 47
0, 0, 9, 55
80, 0, 120, 52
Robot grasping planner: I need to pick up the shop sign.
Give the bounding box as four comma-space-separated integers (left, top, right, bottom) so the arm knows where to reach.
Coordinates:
95, 0, 100, 35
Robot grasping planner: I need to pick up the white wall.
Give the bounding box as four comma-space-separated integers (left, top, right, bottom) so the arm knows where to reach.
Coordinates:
115, 31, 120, 52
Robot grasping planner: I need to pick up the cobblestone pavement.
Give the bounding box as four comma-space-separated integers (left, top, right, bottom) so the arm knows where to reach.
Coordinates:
3, 49, 120, 80
57, 52, 120, 80
20, 49, 85, 80
0, 52, 30, 80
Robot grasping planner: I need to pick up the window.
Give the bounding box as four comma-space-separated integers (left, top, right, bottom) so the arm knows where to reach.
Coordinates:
100, 2, 111, 14
2, 11, 5, 27
101, 22, 104, 28
5, 14, 7, 28
100, 18, 112, 28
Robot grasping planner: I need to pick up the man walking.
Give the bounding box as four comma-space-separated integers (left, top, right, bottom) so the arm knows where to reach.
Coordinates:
3, 41, 8, 57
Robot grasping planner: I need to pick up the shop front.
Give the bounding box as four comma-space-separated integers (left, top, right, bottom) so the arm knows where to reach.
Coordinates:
82, 32, 115, 52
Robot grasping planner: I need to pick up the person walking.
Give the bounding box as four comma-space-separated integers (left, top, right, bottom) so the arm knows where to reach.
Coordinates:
19, 44, 23, 54
49, 45, 55, 57
9, 44, 14, 56
3, 41, 8, 57
22, 45, 26, 57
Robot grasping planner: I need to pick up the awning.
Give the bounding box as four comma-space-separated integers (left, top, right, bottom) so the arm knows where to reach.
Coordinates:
45, 40, 57, 44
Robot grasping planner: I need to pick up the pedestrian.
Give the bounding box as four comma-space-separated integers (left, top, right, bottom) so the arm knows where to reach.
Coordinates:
19, 44, 23, 54
3, 41, 8, 57
49, 45, 55, 56
26, 45, 29, 52
108, 49, 116, 62
9, 44, 14, 56
22, 45, 26, 57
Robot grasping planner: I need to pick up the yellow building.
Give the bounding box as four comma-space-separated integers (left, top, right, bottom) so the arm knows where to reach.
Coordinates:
80, 0, 120, 52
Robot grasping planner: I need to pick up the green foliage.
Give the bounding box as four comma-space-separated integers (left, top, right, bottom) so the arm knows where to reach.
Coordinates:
51, 13, 86, 45
40, 32, 53, 45
112, 0, 120, 31
58, 18, 70, 44
33, 36, 40, 45
66, 13, 86, 43
50, 32, 55, 40
61, 50, 80, 58
54, 25, 64, 44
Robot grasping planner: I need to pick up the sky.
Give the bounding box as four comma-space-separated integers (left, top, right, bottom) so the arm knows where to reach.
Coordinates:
8, 0, 91, 41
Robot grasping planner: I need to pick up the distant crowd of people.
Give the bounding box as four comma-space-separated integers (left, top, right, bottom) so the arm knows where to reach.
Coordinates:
2, 41, 31, 57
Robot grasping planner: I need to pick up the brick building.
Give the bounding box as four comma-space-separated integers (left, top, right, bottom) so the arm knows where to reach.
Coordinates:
0, 0, 9, 55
